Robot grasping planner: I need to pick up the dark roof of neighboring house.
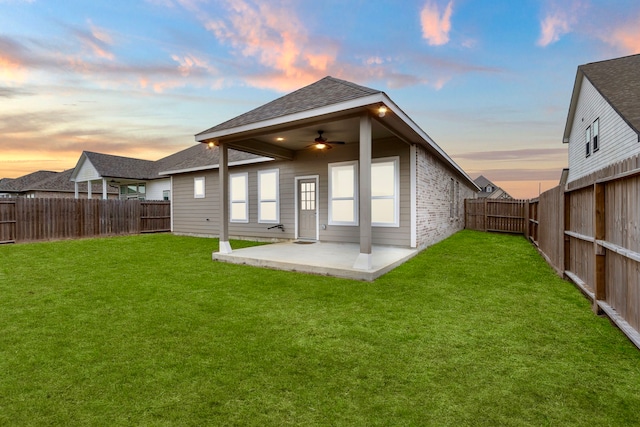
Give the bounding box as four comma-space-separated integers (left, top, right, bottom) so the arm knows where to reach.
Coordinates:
80, 144, 267, 179
0, 169, 117, 194
564, 54, 640, 141
83, 151, 159, 180
0, 170, 58, 192
159, 144, 269, 174
579, 54, 640, 134
0, 177, 16, 191
33, 169, 117, 193
474, 175, 492, 189
196, 76, 382, 136
473, 175, 512, 199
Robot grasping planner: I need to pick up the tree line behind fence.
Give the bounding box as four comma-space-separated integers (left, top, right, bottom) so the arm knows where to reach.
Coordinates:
0, 198, 170, 244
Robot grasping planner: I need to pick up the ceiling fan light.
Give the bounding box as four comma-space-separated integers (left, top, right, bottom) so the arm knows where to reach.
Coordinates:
207, 141, 216, 149
315, 143, 327, 150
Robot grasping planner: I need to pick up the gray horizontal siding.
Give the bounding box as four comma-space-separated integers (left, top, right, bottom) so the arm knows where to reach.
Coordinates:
172, 138, 412, 246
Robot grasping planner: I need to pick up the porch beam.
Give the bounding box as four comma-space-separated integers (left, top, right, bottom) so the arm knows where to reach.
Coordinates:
354, 114, 373, 270
224, 139, 295, 161
218, 143, 232, 254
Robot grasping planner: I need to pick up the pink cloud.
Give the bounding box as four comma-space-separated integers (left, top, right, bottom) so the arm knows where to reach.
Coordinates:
69, 22, 116, 61
171, 54, 216, 77
0, 37, 28, 82
204, 0, 338, 91
536, 1, 587, 47
598, 14, 640, 54
0, 55, 26, 82
537, 13, 571, 46
420, 0, 454, 46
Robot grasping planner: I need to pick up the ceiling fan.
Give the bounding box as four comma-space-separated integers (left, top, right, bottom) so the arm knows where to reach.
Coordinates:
308, 130, 345, 150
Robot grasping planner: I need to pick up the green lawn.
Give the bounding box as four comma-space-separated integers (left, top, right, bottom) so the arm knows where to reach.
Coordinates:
1, 231, 639, 426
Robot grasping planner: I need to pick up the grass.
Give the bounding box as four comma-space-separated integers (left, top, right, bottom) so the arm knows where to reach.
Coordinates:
1, 230, 639, 426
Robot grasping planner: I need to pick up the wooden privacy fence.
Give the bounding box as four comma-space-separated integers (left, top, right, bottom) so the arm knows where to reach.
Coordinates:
465, 158, 640, 350
0, 199, 170, 244
464, 198, 528, 234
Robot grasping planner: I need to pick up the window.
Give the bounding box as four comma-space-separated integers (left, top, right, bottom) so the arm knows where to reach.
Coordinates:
120, 183, 146, 200
585, 126, 591, 157
455, 181, 460, 217
329, 161, 358, 225
163, 190, 170, 201
371, 157, 399, 227
230, 173, 248, 223
449, 178, 455, 218
258, 169, 279, 223
592, 118, 599, 152
486, 185, 493, 193
194, 177, 205, 198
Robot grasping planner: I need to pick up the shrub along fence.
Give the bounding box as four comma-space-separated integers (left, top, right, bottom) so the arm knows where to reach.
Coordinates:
0, 198, 170, 244
466, 158, 640, 350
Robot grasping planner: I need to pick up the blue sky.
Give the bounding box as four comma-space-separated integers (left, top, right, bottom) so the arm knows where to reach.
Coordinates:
1, 0, 639, 198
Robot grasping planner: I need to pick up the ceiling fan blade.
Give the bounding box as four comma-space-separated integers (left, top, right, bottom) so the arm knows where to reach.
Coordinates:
326, 140, 345, 145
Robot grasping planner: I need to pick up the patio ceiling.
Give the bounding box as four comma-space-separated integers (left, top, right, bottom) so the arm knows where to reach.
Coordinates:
200, 104, 409, 161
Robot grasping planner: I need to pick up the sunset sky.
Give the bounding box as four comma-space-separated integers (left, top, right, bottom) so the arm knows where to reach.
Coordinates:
2, 0, 639, 198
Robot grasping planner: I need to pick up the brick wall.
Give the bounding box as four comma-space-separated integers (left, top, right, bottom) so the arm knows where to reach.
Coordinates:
416, 145, 476, 249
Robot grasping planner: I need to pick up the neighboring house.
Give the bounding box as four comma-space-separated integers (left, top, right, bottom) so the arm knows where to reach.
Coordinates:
68, 145, 253, 201
71, 151, 168, 200
0, 169, 117, 199
162, 76, 479, 266
474, 175, 512, 199
563, 54, 640, 184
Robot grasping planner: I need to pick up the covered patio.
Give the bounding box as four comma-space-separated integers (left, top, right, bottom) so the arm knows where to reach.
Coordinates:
212, 241, 419, 281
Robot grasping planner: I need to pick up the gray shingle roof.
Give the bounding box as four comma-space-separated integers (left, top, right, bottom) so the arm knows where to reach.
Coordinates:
84, 151, 159, 180
196, 76, 382, 135
473, 175, 492, 189
0, 169, 117, 194
33, 169, 117, 193
158, 144, 267, 173
580, 54, 640, 134
473, 175, 512, 199
83, 144, 267, 179
0, 170, 58, 192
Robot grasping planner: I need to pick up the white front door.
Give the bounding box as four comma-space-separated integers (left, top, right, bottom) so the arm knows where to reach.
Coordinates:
297, 177, 318, 240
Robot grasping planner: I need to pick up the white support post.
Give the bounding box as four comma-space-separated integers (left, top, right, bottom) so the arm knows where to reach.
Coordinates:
410, 144, 417, 248
102, 178, 107, 199
218, 144, 232, 254
354, 114, 373, 270
74, 181, 79, 199
87, 180, 92, 199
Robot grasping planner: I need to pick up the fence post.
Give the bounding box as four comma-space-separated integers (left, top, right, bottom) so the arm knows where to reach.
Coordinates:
524, 200, 530, 239
593, 182, 606, 314
483, 198, 488, 232
464, 199, 468, 229
563, 190, 571, 278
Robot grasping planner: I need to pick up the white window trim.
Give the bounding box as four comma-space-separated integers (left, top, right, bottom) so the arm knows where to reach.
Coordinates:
372, 156, 400, 228
194, 177, 205, 199
592, 118, 599, 152
230, 172, 249, 223
328, 160, 359, 226
258, 169, 280, 224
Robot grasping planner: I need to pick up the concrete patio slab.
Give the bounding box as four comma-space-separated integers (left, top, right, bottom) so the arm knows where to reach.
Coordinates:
211, 241, 419, 281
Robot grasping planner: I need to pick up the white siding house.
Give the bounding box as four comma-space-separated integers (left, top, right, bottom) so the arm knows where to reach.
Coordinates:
564, 54, 640, 184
